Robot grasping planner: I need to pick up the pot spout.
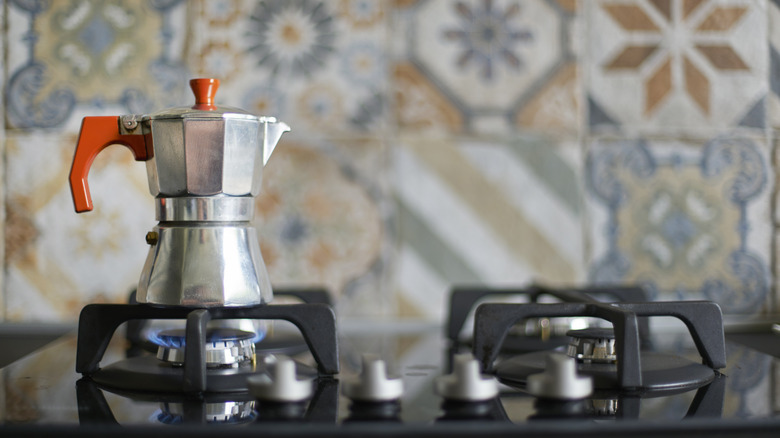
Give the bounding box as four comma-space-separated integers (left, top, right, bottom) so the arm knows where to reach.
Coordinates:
262, 119, 290, 166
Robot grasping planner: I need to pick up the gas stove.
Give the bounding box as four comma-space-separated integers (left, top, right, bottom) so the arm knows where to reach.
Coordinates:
2, 286, 780, 437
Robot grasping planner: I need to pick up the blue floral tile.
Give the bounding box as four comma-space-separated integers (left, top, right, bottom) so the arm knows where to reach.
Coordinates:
5, 0, 190, 130
586, 134, 773, 314
392, 0, 581, 135
189, 0, 389, 138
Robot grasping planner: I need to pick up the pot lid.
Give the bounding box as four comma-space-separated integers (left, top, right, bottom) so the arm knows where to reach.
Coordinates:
144, 78, 273, 122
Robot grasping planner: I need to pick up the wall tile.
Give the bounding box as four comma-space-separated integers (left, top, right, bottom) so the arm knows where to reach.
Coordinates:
5, 1, 190, 131
768, 0, 780, 128
393, 134, 585, 321
2, 0, 778, 323
586, 133, 773, 315
775, 133, 780, 226
775, 231, 780, 314
587, 0, 768, 136
392, 0, 581, 136
0, 3, 5, 321
5, 132, 154, 322
186, 0, 396, 315
187, 0, 390, 139
2, 0, 395, 321
255, 137, 394, 317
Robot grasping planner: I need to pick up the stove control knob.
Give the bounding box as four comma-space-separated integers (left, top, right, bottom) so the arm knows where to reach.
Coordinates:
527, 353, 592, 400
435, 353, 498, 402
247, 357, 313, 403
343, 354, 404, 402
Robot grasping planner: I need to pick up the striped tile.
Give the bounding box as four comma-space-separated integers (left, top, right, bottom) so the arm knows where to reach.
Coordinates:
393, 135, 584, 321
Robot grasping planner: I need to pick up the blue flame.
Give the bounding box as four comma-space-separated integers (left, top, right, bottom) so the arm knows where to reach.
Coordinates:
147, 327, 265, 348
251, 328, 267, 344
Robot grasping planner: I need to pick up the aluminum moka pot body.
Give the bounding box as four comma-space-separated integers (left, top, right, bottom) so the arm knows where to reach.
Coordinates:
69, 79, 290, 307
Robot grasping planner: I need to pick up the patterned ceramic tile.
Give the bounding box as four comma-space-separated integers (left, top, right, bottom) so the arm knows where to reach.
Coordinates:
775, 232, 780, 313
775, 134, 780, 226
1, 0, 395, 322
255, 137, 394, 317
393, 0, 581, 135
4, 132, 154, 322
769, 0, 780, 128
5, 0, 189, 130
187, 0, 389, 138
586, 133, 773, 315
0, 3, 5, 322
587, 0, 768, 136
2, 0, 190, 321
393, 134, 585, 321
3, 0, 779, 324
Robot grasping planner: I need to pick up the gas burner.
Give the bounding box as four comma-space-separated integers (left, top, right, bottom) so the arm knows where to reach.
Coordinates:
472, 300, 726, 394
154, 328, 256, 368
445, 286, 653, 353
76, 302, 338, 394
566, 328, 616, 364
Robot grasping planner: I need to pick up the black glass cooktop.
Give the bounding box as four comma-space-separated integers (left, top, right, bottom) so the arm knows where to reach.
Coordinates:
1, 319, 779, 437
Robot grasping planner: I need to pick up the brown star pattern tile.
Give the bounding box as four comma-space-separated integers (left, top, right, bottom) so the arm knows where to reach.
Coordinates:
682, 0, 706, 18
605, 46, 659, 70
683, 56, 710, 114
603, 4, 660, 30
646, 57, 672, 114
696, 6, 746, 31
589, 0, 765, 133
649, 0, 672, 20
695, 45, 749, 70
601, 0, 749, 116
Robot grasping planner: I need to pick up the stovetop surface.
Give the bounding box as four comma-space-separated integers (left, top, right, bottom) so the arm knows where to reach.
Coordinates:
1, 320, 779, 437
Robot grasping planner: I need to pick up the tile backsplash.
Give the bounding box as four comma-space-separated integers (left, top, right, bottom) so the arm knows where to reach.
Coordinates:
1, 0, 776, 322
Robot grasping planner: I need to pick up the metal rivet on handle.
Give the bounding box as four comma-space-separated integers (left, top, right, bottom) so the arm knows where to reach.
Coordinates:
145, 231, 158, 245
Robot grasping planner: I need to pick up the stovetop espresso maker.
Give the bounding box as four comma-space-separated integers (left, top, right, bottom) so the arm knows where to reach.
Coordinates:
69, 78, 290, 307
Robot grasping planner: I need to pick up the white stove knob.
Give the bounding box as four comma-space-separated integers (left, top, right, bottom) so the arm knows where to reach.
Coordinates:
435, 353, 498, 402
526, 353, 592, 400
247, 357, 313, 402
342, 354, 404, 402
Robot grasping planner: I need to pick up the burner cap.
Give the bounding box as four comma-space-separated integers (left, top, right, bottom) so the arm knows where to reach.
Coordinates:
566, 328, 616, 364
154, 328, 256, 368
566, 328, 615, 339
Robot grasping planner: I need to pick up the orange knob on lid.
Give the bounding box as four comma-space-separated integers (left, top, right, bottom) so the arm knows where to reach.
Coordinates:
190, 78, 220, 110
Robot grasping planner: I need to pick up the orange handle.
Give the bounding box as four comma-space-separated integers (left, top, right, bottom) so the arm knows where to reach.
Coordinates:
69, 116, 149, 213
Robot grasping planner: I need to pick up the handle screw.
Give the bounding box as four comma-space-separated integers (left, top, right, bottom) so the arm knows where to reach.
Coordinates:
121, 115, 138, 130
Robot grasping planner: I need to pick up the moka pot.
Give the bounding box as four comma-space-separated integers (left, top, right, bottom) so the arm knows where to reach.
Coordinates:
69, 78, 290, 307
